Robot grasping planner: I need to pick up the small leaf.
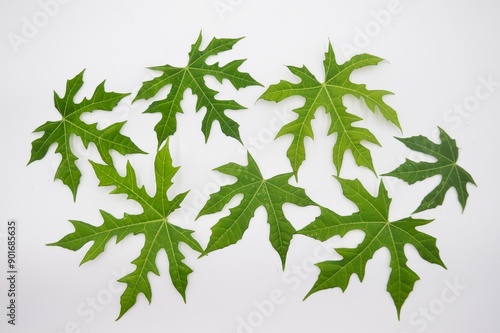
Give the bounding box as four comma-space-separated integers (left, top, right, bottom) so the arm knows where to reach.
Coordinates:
383, 127, 476, 213
298, 177, 445, 317
49, 140, 202, 319
28, 70, 145, 200
134, 32, 262, 146
260, 42, 400, 178
197, 153, 315, 268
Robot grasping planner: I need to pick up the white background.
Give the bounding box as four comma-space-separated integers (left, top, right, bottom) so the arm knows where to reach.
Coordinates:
1, 0, 499, 332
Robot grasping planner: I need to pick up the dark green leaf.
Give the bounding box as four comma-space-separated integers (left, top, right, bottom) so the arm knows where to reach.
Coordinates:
383, 127, 476, 213
134, 32, 262, 146
197, 153, 315, 268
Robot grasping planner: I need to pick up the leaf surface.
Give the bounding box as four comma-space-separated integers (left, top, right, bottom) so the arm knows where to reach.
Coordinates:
260, 42, 400, 177
135, 32, 261, 146
28, 70, 145, 200
49, 141, 202, 319
383, 127, 476, 213
197, 153, 315, 268
298, 177, 445, 317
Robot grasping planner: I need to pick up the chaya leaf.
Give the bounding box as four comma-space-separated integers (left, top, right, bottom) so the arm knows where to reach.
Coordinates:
297, 177, 445, 318
28, 70, 145, 200
197, 153, 315, 268
134, 32, 262, 146
383, 127, 476, 213
260, 41, 400, 178
49, 140, 202, 319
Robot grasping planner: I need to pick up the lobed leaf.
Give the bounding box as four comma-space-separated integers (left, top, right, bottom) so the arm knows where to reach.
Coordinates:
260, 42, 399, 178
49, 141, 202, 319
383, 127, 476, 213
134, 32, 262, 146
197, 153, 316, 268
298, 178, 445, 317
28, 70, 145, 200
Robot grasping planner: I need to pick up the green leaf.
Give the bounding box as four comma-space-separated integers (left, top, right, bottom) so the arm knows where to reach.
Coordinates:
48, 140, 203, 319
28, 70, 145, 200
197, 153, 315, 268
134, 32, 262, 146
260, 41, 400, 178
383, 127, 476, 213
297, 177, 445, 317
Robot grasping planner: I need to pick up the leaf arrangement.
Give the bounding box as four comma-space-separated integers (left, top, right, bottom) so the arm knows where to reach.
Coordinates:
29, 33, 476, 319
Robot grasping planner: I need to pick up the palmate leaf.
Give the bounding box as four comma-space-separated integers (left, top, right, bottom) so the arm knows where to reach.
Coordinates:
28, 70, 145, 200
197, 153, 315, 268
383, 127, 476, 213
260, 41, 400, 178
49, 140, 203, 319
298, 177, 445, 317
134, 32, 262, 146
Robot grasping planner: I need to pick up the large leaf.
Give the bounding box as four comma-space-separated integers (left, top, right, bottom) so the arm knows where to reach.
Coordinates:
49, 140, 203, 319
197, 153, 315, 268
298, 177, 445, 317
28, 70, 145, 200
260, 41, 400, 178
383, 127, 476, 213
134, 32, 262, 146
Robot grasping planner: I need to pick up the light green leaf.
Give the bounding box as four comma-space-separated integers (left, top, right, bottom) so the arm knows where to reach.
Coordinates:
298, 177, 445, 317
260, 42, 400, 178
49, 140, 202, 319
28, 70, 145, 200
383, 127, 476, 213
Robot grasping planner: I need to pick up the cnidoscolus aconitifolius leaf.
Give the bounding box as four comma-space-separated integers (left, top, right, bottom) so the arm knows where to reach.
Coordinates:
49, 140, 202, 319
383, 127, 476, 213
134, 32, 262, 146
28, 70, 145, 200
298, 177, 445, 317
34, 36, 477, 322
197, 153, 315, 268
260, 41, 400, 178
